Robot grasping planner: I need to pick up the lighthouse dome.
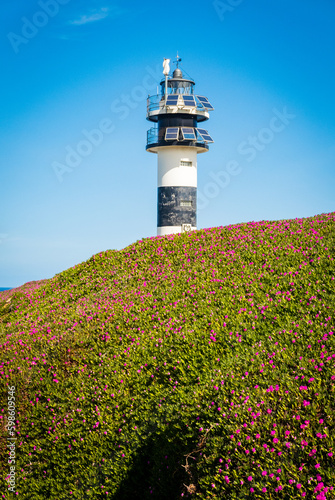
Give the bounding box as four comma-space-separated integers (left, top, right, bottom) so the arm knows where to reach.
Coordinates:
173, 67, 183, 79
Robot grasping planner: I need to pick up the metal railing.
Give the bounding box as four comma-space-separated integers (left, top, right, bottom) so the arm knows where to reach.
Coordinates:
147, 94, 208, 114
147, 95, 163, 114
146, 126, 208, 148
147, 126, 159, 146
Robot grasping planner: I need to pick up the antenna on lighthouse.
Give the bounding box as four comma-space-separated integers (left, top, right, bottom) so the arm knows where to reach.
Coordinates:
174, 52, 182, 68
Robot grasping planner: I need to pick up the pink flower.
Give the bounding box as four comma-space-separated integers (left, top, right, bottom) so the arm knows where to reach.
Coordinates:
248, 476, 253, 481
315, 463, 321, 469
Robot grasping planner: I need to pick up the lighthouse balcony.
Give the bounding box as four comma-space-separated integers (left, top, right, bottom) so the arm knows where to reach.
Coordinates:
147, 94, 212, 122
146, 126, 210, 152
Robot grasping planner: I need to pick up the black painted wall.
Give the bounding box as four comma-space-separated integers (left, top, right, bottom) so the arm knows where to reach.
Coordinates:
157, 186, 196, 227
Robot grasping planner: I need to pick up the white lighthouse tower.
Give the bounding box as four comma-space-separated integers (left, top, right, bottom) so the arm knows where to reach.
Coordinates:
146, 55, 214, 236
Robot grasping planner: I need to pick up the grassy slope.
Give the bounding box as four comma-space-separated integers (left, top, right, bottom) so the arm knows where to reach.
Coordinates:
0, 213, 334, 499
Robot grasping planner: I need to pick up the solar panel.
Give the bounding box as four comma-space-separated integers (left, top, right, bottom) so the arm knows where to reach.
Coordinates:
182, 95, 196, 107
196, 95, 214, 110
197, 128, 214, 143
181, 127, 196, 140
166, 95, 179, 106
165, 127, 179, 140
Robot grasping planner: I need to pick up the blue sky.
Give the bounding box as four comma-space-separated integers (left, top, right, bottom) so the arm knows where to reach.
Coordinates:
1, 0, 334, 287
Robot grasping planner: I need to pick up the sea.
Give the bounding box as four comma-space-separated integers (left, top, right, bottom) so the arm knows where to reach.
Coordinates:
0, 287, 12, 292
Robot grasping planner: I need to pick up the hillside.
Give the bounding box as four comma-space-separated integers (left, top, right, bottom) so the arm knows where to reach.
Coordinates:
0, 213, 334, 499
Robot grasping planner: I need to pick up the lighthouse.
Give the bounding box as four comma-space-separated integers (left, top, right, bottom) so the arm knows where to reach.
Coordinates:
146, 55, 214, 236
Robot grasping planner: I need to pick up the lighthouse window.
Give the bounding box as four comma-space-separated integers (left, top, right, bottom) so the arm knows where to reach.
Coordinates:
180, 200, 192, 207
181, 127, 196, 141
165, 127, 179, 140
180, 160, 193, 167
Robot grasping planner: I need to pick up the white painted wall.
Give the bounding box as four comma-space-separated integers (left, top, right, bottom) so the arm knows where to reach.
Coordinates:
157, 147, 198, 187
157, 225, 197, 236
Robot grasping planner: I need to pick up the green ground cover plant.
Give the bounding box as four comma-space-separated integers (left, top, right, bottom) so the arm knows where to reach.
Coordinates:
0, 212, 334, 499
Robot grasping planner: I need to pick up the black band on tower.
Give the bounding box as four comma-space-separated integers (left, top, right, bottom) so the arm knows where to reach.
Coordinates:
157, 187, 196, 227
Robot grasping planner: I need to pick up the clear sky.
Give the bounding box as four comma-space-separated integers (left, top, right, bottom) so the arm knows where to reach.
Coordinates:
1, 0, 334, 287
